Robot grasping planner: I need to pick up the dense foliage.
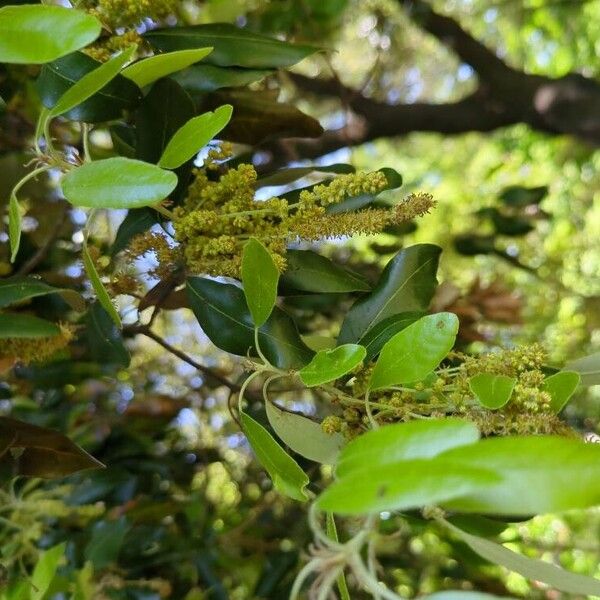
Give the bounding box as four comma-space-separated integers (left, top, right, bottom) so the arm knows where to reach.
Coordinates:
0, 1, 599, 599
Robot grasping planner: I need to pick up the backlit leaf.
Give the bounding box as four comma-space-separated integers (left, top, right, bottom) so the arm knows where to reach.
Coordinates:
0, 5, 101, 64
369, 313, 459, 390
8, 191, 21, 263
469, 373, 517, 409
543, 371, 580, 413
564, 351, 600, 386
31, 543, 66, 600
299, 344, 366, 387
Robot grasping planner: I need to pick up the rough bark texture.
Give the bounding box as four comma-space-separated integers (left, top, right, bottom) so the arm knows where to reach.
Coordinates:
271, 0, 600, 166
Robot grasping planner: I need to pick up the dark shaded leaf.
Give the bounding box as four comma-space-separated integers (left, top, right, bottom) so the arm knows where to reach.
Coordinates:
0, 276, 85, 311
84, 302, 130, 368
37, 51, 142, 123
84, 517, 130, 570
338, 244, 441, 343
0, 416, 104, 479
144, 23, 320, 69
111, 208, 158, 257
500, 185, 548, 207
175, 64, 272, 93
187, 277, 313, 369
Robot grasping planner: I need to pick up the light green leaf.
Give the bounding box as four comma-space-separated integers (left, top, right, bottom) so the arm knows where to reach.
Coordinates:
299, 344, 366, 387
369, 313, 459, 391
50, 45, 137, 118
265, 401, 345, 464
240, 412, 309, 501
469, 373, 516, 409
158, 104, 233, 169
317, 458, 499, 515
300, 334, 336, 352
441, 435, 600, 515
422, 593, 517, 600
8, 192, 21, 263
83, 240, 121, 328
443, 520, 600, 596
30, 542, 66, 600
0, 277, 85, 312
543, 371, 580, 413
121, 47, 212, 88
359, 311, 424, 362
241, 238, 279, 327
0, 5, 101, 64
335, 418, 480, 478
62, 157, 177, 209
0, 313, 60, 339
564, 351, 600, 386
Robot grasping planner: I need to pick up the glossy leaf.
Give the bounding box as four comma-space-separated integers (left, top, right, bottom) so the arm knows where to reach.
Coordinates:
83, 239, 121, 328
338, 244, 441, 344
175, 64, 272, 93
0, 416, 104, 479
281, 249, 370, 293
441, 436, 600, 515
359, 311, 424, 362
49, 45, 137, 118
565, 351, 600, 386
265, 402, 345, 464
299, 344, 366, 387
543, 371, 580, 412
0, 276, 85, 311
241, 238, 279, 327
335, 418, 480, 478
186, 277, 313, 369
240, 412, 308, 501
444, 520, 600, 596
317, 458, 498, 515
158, 104, 233, 169
0, 313, 60, 338
30, 543, 66, 600
121, 47, 212, 88
62, 157, 177, 209
37, 52, 142, 123
0, 5, 101, 64
8, 191, 20, 263
469, 373, 517, 409
369, 313, 459, 390
145, 23, 320, 69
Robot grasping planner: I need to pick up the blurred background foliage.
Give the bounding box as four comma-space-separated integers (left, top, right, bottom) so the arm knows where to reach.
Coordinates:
0, 0, 599, 598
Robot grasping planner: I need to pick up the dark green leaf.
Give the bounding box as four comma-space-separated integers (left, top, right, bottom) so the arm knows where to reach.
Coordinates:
49, 45, 137, 118
0, 5, 101, 64
0, 313, 60, 338
441, 436, 600, 515
369, 313, 459, 390
265, 401, 345, 464
84, 517, 130, 570
469, 373, 517, 409
0, 276, 85, 311
500, 185, 548, 207
335, 418, 480, 478
299, 344, 366, 387
144, 23, 321, 69
543, 371, 580, 412
37, 52, 142, 123
317, 458, 498, 515
280, 250, 370, 293
111, 208, 158, 257
62, 157, 177, 209
174, 64, 272, 93
121, 47, 212, 88
186, 277, 313, 369
158, 104, 233, 169
338, 244, 441, 343
358, 311, 424, 362
241, 238, 279, 327
443, 520, 600, 596
241, 412, 308, 501
85, 302, 130, 368
0, 417, 104, 479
